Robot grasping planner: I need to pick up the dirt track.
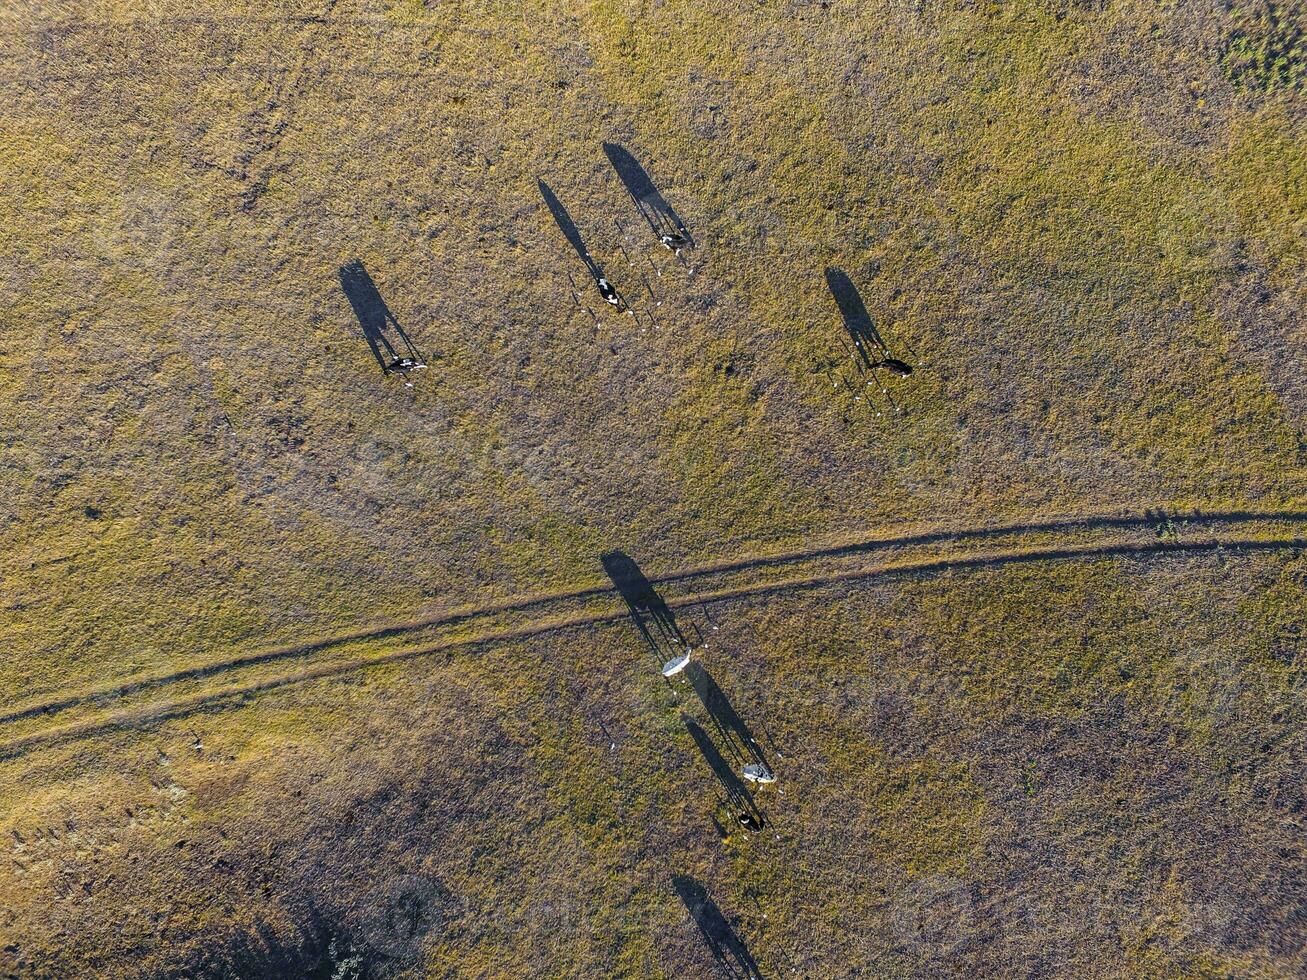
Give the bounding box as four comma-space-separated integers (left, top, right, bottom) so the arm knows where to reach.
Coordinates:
1, 508, 1303, 762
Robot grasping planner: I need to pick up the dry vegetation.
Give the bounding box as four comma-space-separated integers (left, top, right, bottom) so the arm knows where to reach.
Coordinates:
0, 0, 1304, 977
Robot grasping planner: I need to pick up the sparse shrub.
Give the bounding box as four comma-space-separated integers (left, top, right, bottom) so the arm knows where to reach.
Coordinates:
329, 939, 365, 980
1156, 517, 1180, 541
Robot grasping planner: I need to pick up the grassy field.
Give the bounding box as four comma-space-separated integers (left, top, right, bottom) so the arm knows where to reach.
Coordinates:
1, 0, 1304, 976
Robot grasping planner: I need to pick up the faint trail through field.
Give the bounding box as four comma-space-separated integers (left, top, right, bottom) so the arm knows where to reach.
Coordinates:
1, 509, 1303, 761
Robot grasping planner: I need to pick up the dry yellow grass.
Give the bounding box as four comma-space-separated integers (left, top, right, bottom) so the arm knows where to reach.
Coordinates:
0, 0, 1303, 976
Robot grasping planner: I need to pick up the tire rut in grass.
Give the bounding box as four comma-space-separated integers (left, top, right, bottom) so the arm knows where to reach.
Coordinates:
1, 511, 1303, 762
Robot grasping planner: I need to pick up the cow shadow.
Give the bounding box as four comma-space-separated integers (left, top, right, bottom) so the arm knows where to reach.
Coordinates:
539, 178, 637, 312
339, 259, 423, 375
601, 550, 688, 658
825, 267, 888, 368
683, 717, 761, 824
602, 142, 693, 248
671, 875, 764, 979
538, 178, 605, 281
687, 663, 769, 770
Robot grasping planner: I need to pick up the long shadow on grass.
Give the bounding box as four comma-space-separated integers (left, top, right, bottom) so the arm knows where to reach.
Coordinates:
602, 142, 693, 247
602, 549, 689, 662
339, 259, 423, 375
825, 267, 888, 368
687, 663, 769, 770
683, 717, 761, 825
672, 875, 764, 979
538, 179, 605, 282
